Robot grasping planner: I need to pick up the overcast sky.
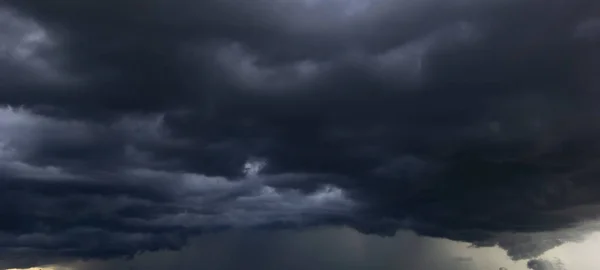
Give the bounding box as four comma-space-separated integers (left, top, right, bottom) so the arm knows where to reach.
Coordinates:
1, 0, 600, 269
8, 228, 600, 270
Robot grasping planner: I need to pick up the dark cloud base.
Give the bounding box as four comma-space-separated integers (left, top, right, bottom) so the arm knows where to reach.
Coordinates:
1, 0, 600, 268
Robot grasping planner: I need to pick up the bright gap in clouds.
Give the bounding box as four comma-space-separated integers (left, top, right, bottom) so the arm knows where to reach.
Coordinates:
541, 232, 600, 270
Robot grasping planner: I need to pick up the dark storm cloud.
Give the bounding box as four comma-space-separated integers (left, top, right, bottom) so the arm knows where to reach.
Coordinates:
1, 0, 600, 267
527, 258, 567, 270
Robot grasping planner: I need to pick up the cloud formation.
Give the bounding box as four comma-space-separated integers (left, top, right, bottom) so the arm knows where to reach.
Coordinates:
527, 258, 567, 270
1, 0, 600, 267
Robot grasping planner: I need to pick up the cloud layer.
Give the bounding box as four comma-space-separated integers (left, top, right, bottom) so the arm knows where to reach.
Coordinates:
1, 0, 600, 267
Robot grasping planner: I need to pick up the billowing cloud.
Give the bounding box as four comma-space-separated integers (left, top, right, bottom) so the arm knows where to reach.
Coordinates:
527, 258, 567, 270
1, 0, 600, 268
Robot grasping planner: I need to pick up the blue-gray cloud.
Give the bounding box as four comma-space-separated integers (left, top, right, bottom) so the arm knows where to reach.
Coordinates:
0, 0, 599, 268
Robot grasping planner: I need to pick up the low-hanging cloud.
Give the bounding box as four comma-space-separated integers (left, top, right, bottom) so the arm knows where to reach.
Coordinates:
1, 0, 600, 268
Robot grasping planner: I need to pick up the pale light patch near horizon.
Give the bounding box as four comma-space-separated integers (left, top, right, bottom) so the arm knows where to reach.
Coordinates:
6, 266, 73, 270
436, 230, 600, 270
541, 232, 600, 270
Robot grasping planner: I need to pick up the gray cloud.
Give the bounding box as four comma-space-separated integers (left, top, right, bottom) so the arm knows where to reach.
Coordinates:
1, 0, 600, 268
527, 258, 567, 270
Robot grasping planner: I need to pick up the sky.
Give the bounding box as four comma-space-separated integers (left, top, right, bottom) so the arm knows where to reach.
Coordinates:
5, 228, 600, 270
0, 0, 600, 269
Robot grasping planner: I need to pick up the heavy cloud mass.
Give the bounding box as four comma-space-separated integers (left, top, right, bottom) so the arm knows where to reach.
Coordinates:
1, 0, 600, 267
